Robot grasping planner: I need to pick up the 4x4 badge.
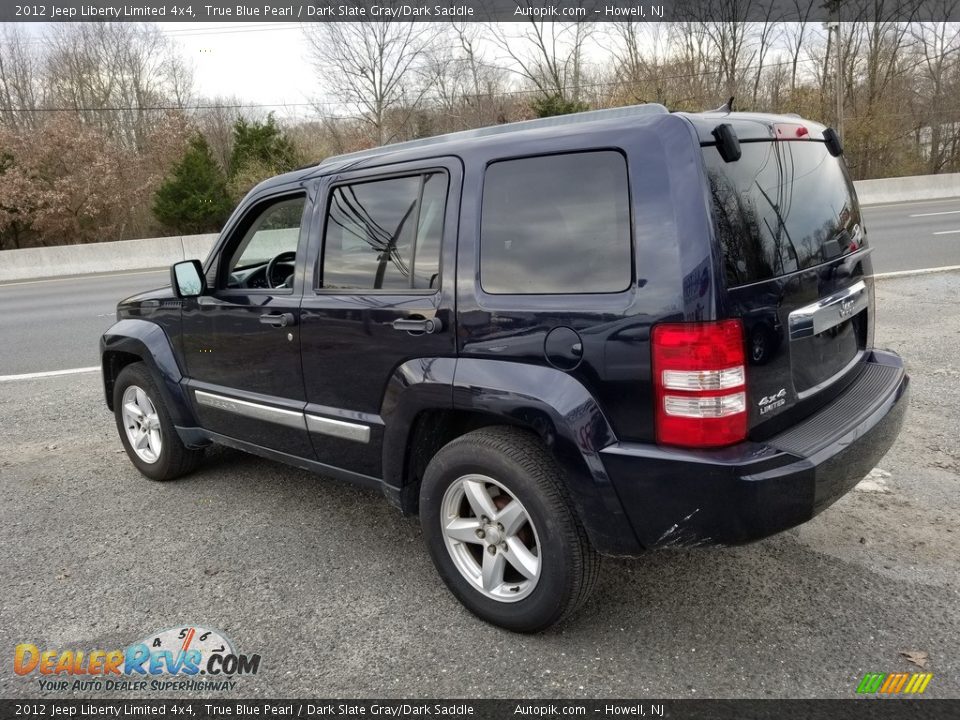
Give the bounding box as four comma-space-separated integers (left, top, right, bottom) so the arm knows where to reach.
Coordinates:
759, 388, 787, 415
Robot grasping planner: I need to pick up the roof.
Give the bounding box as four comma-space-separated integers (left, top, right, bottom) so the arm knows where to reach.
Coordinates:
316, 103, 670, 169
257, 104, 830, 191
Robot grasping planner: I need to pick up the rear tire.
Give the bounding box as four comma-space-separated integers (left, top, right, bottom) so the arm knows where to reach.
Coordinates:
113, 362, 202, 481
420, 426, 600, 632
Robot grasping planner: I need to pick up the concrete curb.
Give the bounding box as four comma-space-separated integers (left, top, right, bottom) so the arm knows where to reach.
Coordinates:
855, 173, 960, 206
0, 233, 218, 283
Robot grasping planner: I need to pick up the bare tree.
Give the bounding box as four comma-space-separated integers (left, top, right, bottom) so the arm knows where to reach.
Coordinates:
0, 25, 42, 129
783, 2, 818, 94
609, 22, 673, 104
303, 9, 435, 145
421, 23, 511, 132
672, 22, 717, 108
911, 17, 960, 172
43, 22, 193, 150
487, 18, 595, 104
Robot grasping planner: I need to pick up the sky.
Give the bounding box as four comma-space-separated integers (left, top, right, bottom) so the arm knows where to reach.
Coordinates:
153, 22, 628, 119
155, 23, 319, 115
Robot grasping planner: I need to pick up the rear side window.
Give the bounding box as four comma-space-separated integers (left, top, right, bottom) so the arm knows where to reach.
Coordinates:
321, 172, 447, 291
480, 151, 631, 294
703, 140, 863, 288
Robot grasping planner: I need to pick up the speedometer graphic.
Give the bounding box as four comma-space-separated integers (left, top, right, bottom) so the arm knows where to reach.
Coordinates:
133, 625, 235, 674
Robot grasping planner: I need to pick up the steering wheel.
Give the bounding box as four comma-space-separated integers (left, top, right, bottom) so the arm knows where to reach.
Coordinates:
265, 251, 297, 289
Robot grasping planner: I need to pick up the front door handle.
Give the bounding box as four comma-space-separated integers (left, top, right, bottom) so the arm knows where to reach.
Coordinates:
259, 312, 296, 328
391, 317, 443, 334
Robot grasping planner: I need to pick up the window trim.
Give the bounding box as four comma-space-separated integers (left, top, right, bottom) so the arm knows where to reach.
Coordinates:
478, 149, 635, 297
214, 191, 309, 296
314, 168, 450, 296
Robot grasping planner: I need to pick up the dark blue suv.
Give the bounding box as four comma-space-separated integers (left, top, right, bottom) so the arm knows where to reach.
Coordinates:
101, 104, 909, 632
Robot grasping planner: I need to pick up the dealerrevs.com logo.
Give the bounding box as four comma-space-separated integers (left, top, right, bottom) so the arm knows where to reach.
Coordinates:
14, 625, 261, 692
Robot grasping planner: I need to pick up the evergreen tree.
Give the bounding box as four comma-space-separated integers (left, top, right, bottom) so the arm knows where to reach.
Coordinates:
227, 113, 299, 200
530, 94, 589, 119
229, 113, 297, 177
153, 134, 232, 234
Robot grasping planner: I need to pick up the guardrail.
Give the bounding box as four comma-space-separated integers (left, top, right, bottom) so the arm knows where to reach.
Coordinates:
0, 172, 958, 283
0, 233, 219, 283
855, 172, 960, 206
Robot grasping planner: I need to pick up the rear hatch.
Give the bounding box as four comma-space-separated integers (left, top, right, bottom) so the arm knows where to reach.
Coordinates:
701, 125, 873, 437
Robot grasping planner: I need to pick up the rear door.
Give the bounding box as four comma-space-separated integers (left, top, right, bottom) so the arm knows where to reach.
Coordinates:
298, 159, 461, 479
703, 135, 873, 436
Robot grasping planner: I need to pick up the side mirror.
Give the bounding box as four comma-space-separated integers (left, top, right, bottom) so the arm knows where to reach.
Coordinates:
171, 259, 206, 299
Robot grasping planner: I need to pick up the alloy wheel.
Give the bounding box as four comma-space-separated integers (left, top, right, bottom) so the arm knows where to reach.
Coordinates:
121, 385, 162, 464
440, 474, 541, 602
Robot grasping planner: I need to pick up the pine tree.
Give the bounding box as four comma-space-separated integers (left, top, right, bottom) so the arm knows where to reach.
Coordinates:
153, 134, 233, 234
530, 94, 590, 119
226, 113, 299, 201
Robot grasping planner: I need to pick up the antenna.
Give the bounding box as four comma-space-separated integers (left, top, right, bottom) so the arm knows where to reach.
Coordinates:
708, 97, 735, 114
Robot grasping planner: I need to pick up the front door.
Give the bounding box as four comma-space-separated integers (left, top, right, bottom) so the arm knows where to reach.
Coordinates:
181, 187, 314, 458
299, 159, 461, 480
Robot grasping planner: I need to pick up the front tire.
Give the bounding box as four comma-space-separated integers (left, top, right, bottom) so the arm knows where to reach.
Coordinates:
420, 426, 600, 632
113, 362, 202, 481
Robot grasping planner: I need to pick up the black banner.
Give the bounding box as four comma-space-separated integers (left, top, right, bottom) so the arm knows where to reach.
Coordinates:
4, 0, 960, 23
0, 699, 957, 720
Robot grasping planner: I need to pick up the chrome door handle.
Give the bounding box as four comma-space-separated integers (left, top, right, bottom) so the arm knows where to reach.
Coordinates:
259, 312, 296, 328
391, 317, 443, 334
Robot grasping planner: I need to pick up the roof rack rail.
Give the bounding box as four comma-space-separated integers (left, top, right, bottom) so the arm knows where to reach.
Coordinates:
317, 103, 669, 169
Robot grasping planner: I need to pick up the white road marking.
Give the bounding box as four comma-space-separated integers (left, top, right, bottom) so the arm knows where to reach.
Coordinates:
0, 366, 99, 383
874, 264, 960, 278
909, 209, 960, 217
862, 197, 960, 209
932, 229, 960, 235
0, 269, 167, 288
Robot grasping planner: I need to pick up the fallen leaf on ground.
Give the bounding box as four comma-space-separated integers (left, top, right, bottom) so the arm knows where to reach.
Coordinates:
900, 650, 929, 668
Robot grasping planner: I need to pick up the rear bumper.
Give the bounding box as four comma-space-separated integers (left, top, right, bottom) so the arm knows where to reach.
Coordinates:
600, 350, 909, 549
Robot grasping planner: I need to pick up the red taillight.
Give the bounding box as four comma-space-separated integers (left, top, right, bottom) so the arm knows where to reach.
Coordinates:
652, 319, 747, 448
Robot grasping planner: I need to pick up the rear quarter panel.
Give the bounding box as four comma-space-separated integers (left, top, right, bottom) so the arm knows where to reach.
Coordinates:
454, 113, 718, 444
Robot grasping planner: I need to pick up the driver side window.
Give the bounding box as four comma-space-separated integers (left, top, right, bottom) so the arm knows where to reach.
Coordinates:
224, 195, 306, 290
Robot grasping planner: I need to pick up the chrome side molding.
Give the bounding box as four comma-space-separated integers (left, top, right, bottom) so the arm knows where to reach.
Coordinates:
788, 280, 868, 340
194, 389, 370, 443
195, 390, 306, 430
305, 414, 370, 444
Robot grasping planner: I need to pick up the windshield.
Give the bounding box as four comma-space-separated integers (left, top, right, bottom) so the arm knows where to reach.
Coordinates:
703, 140, 863, 288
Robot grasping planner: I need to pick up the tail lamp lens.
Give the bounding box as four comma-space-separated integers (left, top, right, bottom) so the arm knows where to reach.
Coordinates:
652, 319, 747, 447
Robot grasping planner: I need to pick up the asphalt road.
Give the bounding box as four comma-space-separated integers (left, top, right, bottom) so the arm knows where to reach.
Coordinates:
1, 273, 957, 699
0, 197, 957, 377
0, 269, 169, 377
863, 197, 960, 274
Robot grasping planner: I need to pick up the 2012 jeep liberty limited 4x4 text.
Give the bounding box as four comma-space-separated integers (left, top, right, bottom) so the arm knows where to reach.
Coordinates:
102, 104, 909, 632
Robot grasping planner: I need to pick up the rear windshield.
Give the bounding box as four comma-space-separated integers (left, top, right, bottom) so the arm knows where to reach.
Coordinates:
703, 141, 863, 288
